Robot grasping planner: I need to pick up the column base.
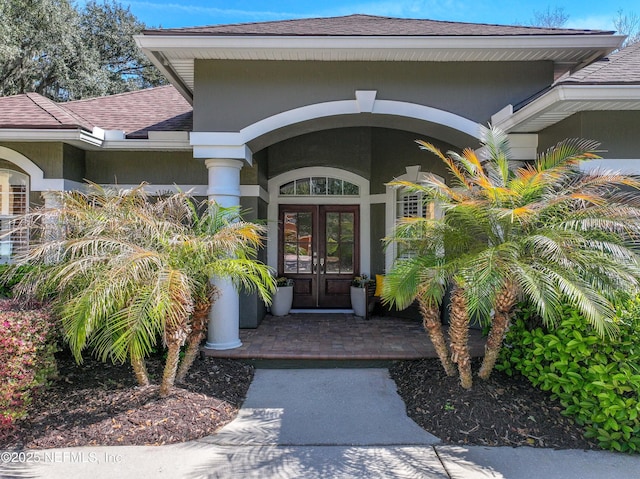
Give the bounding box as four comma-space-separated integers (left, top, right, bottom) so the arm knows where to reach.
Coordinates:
204, 339, 243, 350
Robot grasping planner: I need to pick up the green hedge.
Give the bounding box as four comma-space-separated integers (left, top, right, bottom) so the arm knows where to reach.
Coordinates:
0, 264, 35, 298
497, 302, 640, 453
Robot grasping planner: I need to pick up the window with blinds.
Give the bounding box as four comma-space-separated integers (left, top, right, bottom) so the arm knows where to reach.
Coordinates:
395, 188, 434, 259
0, 169, 28, 262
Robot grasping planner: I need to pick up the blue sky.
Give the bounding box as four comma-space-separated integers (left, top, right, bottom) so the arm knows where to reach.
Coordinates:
121, 0, 639, 31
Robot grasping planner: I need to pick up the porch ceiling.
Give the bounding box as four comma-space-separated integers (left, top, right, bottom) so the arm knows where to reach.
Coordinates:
135, 34, 624, 103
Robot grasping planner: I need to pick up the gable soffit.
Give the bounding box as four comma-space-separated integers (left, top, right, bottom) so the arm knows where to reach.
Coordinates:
493, 42, 640, 133
135, 30, 624, 103
493, 85, 640, 133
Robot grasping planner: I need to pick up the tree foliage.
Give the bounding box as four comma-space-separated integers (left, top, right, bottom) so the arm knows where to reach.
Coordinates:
6, 184, 275, 397
0, 0, 166, 101
383, 126, 640, 389
530, 6, 569, 28
527, 6, 639, 48
613, 9, 640, 47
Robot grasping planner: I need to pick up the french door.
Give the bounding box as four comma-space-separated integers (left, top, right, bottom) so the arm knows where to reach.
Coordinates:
279, 205, 359, 308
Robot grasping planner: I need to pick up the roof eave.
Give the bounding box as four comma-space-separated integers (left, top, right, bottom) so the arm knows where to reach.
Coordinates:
135, 33, 624, 52
0, 128, 103, 148
493, 84, 640, 133
0, 128, 193, 151
135, 33, 625, 100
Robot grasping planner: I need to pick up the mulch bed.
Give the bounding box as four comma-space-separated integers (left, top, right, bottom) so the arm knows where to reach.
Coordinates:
2, 353, 599, 450
1, 353, 254, 449
389, 358, 598, 450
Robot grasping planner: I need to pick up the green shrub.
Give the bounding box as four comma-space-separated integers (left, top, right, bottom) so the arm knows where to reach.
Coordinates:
497, 302, 640, 453
0, 264, 35, 298
0, 300, 58, 435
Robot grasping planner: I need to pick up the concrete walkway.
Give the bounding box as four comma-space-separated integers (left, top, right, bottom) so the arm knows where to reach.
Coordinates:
2, 369, 639, 478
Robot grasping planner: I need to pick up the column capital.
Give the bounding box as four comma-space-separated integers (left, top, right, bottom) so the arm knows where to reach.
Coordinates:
196, 146, 252, 166
204, 158, 244, 170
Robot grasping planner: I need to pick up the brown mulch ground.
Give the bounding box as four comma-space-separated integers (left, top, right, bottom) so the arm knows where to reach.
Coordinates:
389, 358, 598, 450
2, 353, 598, 450
1, 352, 254, 449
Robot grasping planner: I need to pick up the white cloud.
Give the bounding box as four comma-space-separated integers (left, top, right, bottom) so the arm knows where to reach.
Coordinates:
566, 14, 615, 31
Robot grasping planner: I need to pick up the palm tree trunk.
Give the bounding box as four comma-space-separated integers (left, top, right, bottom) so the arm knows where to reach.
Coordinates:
417, 295, 455, 376
130, 354, 150, 387
160, 339, 181, 397
176, 299, 210, 382
449, 286, 472, 389
478, 284, 518, 380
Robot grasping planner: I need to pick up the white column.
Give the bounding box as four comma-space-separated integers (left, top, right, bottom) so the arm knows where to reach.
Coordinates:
204, 158, 244, 350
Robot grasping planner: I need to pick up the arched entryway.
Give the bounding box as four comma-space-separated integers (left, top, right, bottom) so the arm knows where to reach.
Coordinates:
195, 94, 485, 346
268, 167, 370, 309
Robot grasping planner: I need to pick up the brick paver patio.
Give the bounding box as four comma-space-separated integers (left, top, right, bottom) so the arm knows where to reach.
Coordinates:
202, 313, 486, 360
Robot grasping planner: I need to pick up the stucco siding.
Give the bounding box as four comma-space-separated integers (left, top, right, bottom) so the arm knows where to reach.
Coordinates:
266, 127, 373, 180
63, 144, 86, 182
84, 151, 207, 185
371, 128, 456, 194
0, 142, 63, 178
263, 127, 458, 192
538, 111, 640, 159
194, 60, 553, 132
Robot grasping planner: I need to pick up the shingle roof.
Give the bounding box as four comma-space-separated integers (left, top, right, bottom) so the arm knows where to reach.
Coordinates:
145, 14, 612, 37
65, 85, 192, 138
0, 86, 192, 139
0, 93, 94, 130
559, 41, 640, 84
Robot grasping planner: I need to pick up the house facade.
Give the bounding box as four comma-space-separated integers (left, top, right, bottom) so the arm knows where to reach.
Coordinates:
0, 15, 639, 350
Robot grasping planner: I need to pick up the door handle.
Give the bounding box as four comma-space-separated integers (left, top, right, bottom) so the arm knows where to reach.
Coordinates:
313, 256, 318, 273
320, 258, 325, 274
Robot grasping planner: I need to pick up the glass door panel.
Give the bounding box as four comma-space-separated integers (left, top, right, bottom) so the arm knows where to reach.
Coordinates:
279, 205, 359, 309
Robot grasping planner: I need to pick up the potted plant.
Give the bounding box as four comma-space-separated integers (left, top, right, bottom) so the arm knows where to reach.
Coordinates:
271, 277, 294, 316
350, 274, 374, 317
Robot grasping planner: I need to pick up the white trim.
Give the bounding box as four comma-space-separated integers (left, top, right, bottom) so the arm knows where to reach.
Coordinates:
475, 133, 538, 161
0, 128, 193, 151
240, 185, 270, 202
45, 183, 269, 200
193, 144, 253, 165
191, 93, 483, 151
356, 90, 377, 113
373, 100, 481, 139
267, 167, 371, 276
0, 129, 103, 147
95, 183, 206, 196
0, 146, 45, 184
101, 139, 192, 151
136, 34, 623, 52
0, 146, 81, 191
494, 84, 640, 133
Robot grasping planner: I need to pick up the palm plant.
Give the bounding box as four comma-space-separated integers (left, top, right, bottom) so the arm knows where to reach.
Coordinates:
8, 184, 275, 396
384, 126, 640, 388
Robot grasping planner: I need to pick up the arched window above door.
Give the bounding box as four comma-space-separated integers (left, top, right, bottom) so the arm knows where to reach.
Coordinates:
279, 176, 360, 197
